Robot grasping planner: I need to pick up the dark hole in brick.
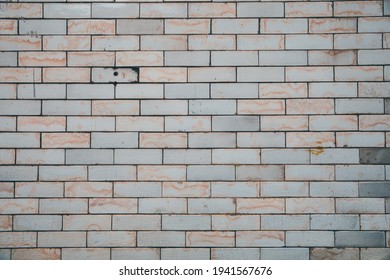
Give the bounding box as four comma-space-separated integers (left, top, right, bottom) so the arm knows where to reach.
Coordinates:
113, 71, 119, 76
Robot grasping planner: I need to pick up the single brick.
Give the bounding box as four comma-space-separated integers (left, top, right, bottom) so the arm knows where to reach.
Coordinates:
165, 19, 210, 35
238, 3, 284, 18
113, 215, 161, 231
188, 198, 235, 214
212, 83, 257, 99
18, 84, 66, 99
40, 199, 88, 214
12, 249, 60, 260
165, 116, 211, 132
261, 149, 309, 164
309, 18, 356, 33
44, 4, 91, 18
92, 3, 139, 18
237, 67, 284, 82
361, 215, 390, 230
16, 182, 64, 198
334, 1, 382, 17
164, 149, 210, 165
162, 215, 210, 230
88, 231, 136, 247
187, 165, 235, 181
261, 248, 309, 260
114, 182, 162, 198
93, 36, 139, 51
138, 165, 186, 181
309, 82, 357, 98
139, 198, 186, 214
161, 249, 210, 260
0, 232, 36, 248
360, 148, 390, 164
112, 249, 159, 260
89, 198, 137, 214
39, 166, 87, 181
42, 101, 91, 115
336, 198, 385, 213
211, 248, 260, 260
0, 100, 41, 115
310, 248, 359, 260
63, 215, 111, 231
285, 165, 334, 181
14, 215, 62, 231
62, 248, 110, 260
237, 35, 284, 50
89, 166, 136, 181
237, 198, 285, 214
212, 116, 259, 132
140, 3, 187, 18
336, 165, 385, 181
115, 149, 162, 165
138, 231, 185, 247
0, 216, 12, 231
286, 198, 334, 214
0, 149, 15, 164
212, 215, 260, 230
189, 3, 236, 18
237, 165, 284, 181
212, 19, 259, 34
335, 34, 382, 50
261, 182, 309, 197
189, 133, 236, 148
236, 231, 284, 247
189, 35, 236, 50
337, 132, 384, 148
0, 36, 41, 51
286, 231, 334, 247
285, 2, 332, 17
20, 20, 66, 35
187, 231, 235, 247
311, 148, 360, 164
68, 20, 115, 35
65, 182, 112, 198
359, 182, 390, 197
212, 149, 260, 164
261, 19, 307, 34
361, 249, 390, 260
38, 232, 86, 248
117, 20, 163, 35
91, 132, 137, 148
166, 51, 209, 66
238, 132, 285, 148
67, 117, 115, 132
287, 132, 335, 148
141, 35, 187, 51
336, 99, 383, 114
0, 183, 14, 198
0, 166, 38, 181
163, 182, 210, 197
211, 182, 259, 198
311, 215, 359, 230
261, 215, 309, 230
189, 67, 236, 82
310, 182, 358, 198
165, 84, 209, 99
335, 66, 383, 82
335, 231, 385, 248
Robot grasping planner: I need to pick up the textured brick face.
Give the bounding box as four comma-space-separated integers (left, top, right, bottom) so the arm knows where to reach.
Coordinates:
0, 0, 389, 260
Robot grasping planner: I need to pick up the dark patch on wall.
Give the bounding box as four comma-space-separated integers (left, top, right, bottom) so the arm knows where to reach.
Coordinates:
335, 231, 386, 248
359, 182, 390, 198
385, 99, 390, 114
360, 148, 390, 164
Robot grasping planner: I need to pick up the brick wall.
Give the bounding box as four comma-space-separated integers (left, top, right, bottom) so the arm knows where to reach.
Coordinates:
0, 0, 389, 260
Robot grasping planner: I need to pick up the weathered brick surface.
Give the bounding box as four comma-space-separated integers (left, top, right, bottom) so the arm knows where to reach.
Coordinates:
0, 0, 389, 260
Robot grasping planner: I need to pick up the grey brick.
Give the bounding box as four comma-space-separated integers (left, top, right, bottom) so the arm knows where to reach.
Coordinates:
311, 215, 359, 230
211, 83, 258, 99
335, 231, 385, 248
161, 248, 210, 260
138, 231, 185, 247
211, 182, 258, 197
88, 231, 136, 247
261, 215, 309, 230
91, 132, 138, 148
238, 132, 285, 148
117, 20, 163, 35
164, 149, 211, 165
386, 99, 390, 114
89, 166, 136, 181
360, 182, 390, 198
188, 165, 235, 181
0, 249, 11, 260
67, 84, 114, 99
236, 165, 284, 181
66, 149, 113, 165
361, 249, 390, 260
166, 51, 210, 66
190, 100, 236, 115
361, 215, 390, 230
139, 198, 186, 214
310, 248, 359, 260
162, 215, 210, 230
0, 166, 38, 181
112, 248, 159, 260
212, 116, 259, 132
113, 215, 160, 230
20, 20, 66, 35
237, 3, 284, 18
40, 166, 87, 181
188, 199, 235, 214
286, 231, 334, 247
336, 198, 385, 213
211, 248, 260, 260
212, 215, 260, 230
0, 101, 41, 115
114, 182, 162, 198
115, 149, 162, 164
0, 52, 16, 66
18, 84, 65, 100
62, 248, 110, 260
14, 215, 62, 231
165, 84, 209, 99
189, 133, 236, 148
385, 0, 390, 16
360, 148, 390, 164
261, 182, 308, 197
43, 101, 91, 116
336, 165, 385, 181
387, 198, 390, 213
310, 182, 358, 197
261, 248, 309, 260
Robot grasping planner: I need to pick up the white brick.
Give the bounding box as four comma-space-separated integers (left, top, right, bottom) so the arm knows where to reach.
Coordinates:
359, 50, 390, 65
188, 165, 235, 181
237, 67, 284, 82
336, 165, 385, 181
45, 4, 91, 18
43, 101, 91, 116
0, 100, 41, 115
237, 132, 285, 148
261, 19, 307, 34
62, 249, 109, 260
67, 84, 114, 100
165, 84, 209, 99
189, 35, 236, 50
213, 116, 259, 132
212, 248, 260, 260
164, 149, 211, 165
286, 67, 333, 82
311, 215, 360, 230
336, 99, 384, 114
89, 166, 136, 181
261, 215, 309, 230
92, 3, 139, 18
189, 133, 236, 148
212, 149, 260, 164
190, 100, 236, 115
17, 149, 64, 165
88, 231, 136, 247
211, 83, 258, 99
14, 215, 62, 231
138, 231, 185, 247
18, 84, 66, 99
20, 20, 66, 35
236, 231, 284, 247
285, 165, 334, 181
261, 182, 309, 197
212, 19, 258, 34
40, 166, 87, 181
335, 34, 382, 49
115, 149, 162, 165
66, 149, 113, 165
237, 165, 284, 181
113, 215, 160, 231
162, 248, 209, 260
91, 132, 138, 148
261, 248, 309, 260
92, 36, 139, 51
139, 198, 187, 214
112, 249, 159, 260
16, 182, 63, 198
211, 182, 259, 198
212, 215, 260, 230
67, 117, 115, 132
286, 35, 333, 50
165, 116, 211, 132
115, 182, 161, 198
212, 51, 258, 66
337, 132, 385, 147
165, 51, 210, 66
188, 199, 235, 214
0, 149, 15, 164
286, 231, 334, 247
0, 166, 38, 181
237, 3, 284, 18
162, 215, 210, 230
309, 50, 357, 66
310, 182, 358, 198
310, 83, 357, 98
311, 149, 359, 164
117, 19, 163, 35
141, 100, 187, 115
140, 3, 187, 18
117, 84, 163, 99
336, 198, 385, 214
63, 215, 111, 231
0, 52, 17, 66
259, 51, 307, 66
40, 199, 88, 214
261, 149, 309, 164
